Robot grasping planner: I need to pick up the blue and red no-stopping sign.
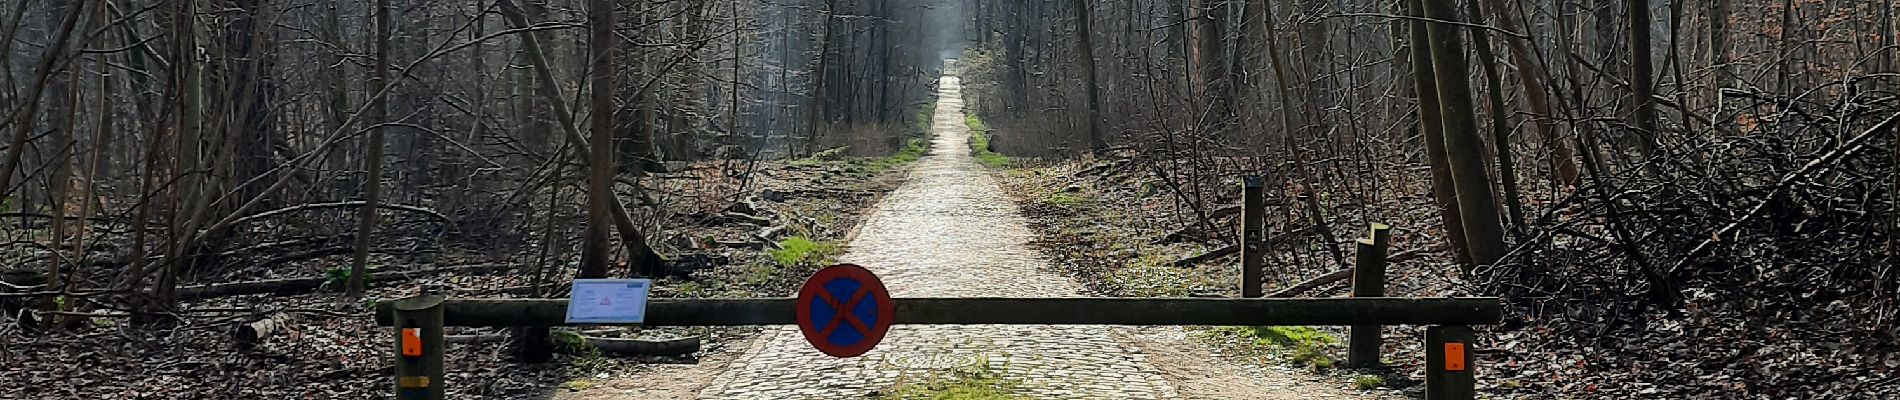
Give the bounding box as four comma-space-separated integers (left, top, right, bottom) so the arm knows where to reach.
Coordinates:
795, 264, 895, 357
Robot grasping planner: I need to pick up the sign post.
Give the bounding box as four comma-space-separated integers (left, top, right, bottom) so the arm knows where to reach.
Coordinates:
1240, 177, 1265, 298
1425, 325, 1476, 400
392, 294, 444, 400
794, 264, 895, 357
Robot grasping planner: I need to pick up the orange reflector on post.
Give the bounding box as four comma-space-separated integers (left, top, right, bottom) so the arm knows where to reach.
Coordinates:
1444, 342, 1467, 371
402, 328, 424, 357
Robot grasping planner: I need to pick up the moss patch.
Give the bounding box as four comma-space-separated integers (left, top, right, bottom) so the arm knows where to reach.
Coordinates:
1043, 192, 1089, 207
966, 114, 1010, 168
1212, 326, 1342, 371
1247, 326, 1337, 348
560, 379, 597, 391
965, 114, 989, 132
1353, 374, 1386, 390
917, 101, 939, 135
865, 138, 928, 173
880, 364, 1022, 400
770, 236, 843, 268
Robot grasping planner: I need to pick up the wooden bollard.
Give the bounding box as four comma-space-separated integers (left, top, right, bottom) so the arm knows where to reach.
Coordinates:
1239, 177, 1265, 298
392, 295, 446, 400
1425, 325, 1476, 400
1347, 223, 1391, 368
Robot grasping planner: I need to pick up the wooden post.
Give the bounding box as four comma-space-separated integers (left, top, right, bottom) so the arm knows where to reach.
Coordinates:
1240, 176, 1265, 298
1425, 325, 1476, 400
392, 294, 445, 400
1348, 223, 1392, 367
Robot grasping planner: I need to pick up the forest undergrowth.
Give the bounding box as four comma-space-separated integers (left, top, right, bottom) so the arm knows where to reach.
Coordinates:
996, 156, 1412, 397
0, 155, 914, 399
996, 148, 1899, 399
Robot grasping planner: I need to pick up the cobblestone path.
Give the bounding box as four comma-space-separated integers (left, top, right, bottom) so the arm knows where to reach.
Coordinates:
696, 77, 1181, 399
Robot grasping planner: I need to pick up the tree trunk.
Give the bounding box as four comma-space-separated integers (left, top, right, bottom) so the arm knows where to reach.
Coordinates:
579, 0, 615, 279
1241, 0, 1269, 92
613, 1, 656, 174
1256, 0, 1347, 268
0, 0, 86, 203
1074, 0, 1103, 150
1708, 0, 1729, 107
1404, 0, 1471, 266
1196, 0, 1233, 128
44, 0, 80, 327
1464, 0, 1524, 231
497, 0, 663, 277
1421, 0, 1506, 268
669, 0, 713, 160
805, 0, 837, 155
1295, 0, 1328, 131
323, 0, 351, 195
1776, 0, 1793, 135
76, 0, 109, 315
348, 0, 393, 298
1626, 0, 1659, 158
228, 0, 275, 206
1013, 0, 1031, 117
157, 0, 205, 303
1888, 0, 1899, 255
1481, 0, 1578, 186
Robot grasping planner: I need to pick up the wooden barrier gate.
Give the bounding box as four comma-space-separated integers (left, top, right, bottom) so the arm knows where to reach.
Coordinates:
378, 178, 1497, 400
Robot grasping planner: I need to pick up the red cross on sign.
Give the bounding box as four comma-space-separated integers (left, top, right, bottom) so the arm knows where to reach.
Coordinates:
794, 264, 895, 358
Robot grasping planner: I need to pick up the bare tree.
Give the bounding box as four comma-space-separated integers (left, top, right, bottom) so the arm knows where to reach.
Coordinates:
1404, 0, 1471, 266
1626, 0, 1659, 158
1481, 0, 1579, 186
1074, 0, 1103, 150
1464, 0, 1525, 229
347, 0, 394, 298
1421, 0, 1505, 267
580, 0, 616, 279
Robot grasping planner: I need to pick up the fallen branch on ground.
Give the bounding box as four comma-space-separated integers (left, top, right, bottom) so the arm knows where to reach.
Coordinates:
234, 312, 297, 350
1263, 248, 1423, 298
755, 225, 787, 248
1667, 111, 1900, 276
1171, 245, 1238, 268
226, 201, 450, 226
175, 263, 513, 299
1267, 269, 1352, 298
1169, 226, 1320, 268
718, 212, 773, 226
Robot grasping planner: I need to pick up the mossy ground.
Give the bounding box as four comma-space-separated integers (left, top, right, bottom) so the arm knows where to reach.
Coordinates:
770, 236, 843, 268
866, 138, 929, 173
965, 115, 1010, 168
879, 364, 1022, 400
1210, 326, 1342, 371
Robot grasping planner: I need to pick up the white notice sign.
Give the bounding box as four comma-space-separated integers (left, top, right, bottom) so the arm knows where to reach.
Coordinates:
565, 279, 652, 324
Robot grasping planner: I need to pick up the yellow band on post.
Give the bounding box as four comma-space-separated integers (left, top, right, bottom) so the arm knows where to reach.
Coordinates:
398, 376, 431, 388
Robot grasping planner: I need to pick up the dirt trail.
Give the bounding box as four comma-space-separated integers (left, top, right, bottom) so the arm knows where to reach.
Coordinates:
570, 76, 1397, 400
689, 76, 1175, 399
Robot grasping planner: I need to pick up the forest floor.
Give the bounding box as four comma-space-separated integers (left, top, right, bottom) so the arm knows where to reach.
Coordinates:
991, 146, 1900, 399
0, 146, 912, 398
